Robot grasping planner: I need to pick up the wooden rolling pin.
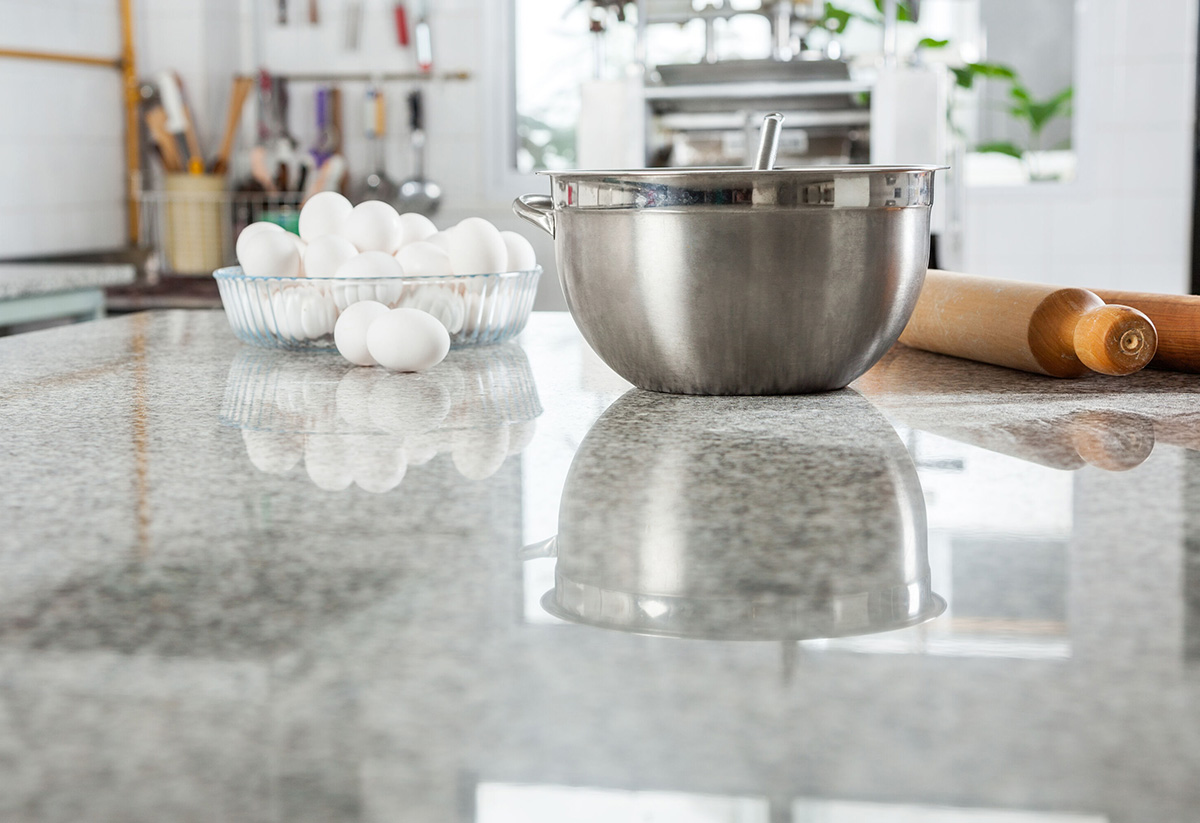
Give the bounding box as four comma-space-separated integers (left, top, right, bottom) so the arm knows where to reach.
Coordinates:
1090, 290, 1200, 373
900, 270, 1158, 377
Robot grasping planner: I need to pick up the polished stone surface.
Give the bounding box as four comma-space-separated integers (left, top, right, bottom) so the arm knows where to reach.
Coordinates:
2, 310, 1200, 822
0, 263, 136, 299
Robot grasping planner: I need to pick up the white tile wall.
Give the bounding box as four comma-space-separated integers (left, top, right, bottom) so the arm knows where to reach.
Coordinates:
962, 0, 1198, 294
0, 0, 241, 258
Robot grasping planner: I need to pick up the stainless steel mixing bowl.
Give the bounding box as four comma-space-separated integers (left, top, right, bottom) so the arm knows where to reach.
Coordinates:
515, 165, 944, 395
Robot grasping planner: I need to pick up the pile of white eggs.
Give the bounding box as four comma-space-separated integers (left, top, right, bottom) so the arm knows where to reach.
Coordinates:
235, 192, 538, 372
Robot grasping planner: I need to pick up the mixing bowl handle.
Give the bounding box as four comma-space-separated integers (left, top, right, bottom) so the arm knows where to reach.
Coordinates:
513, 194, 555, 238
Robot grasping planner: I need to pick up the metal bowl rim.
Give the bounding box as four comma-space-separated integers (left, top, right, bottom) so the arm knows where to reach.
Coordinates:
537, 164, 949, 180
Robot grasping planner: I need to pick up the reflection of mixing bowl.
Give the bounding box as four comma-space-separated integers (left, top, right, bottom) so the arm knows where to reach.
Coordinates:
220, 345, 541, 491
542, 390, 944, 640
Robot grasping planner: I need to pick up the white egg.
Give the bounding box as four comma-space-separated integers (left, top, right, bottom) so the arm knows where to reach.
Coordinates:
304, 434, 354, 491
332, 251, 404, 307
427, 229, 457, 254
402, 285, 465, 334
341, 200, 405, 253
450, 217, 507, 275
335, 250, 405, 279
366, 308, 451, 372
299, 191, 353, 242
334, 300, 390, 366
299, 288, 337, 339
236, 221, 285, 263
242, 429, 303, 474
395, 240, 453, 277
367, 372, 451, 436
398, 212, 438, 246
304, 234, 359, 279
451, 426, 511, 480
290, 234, 308, 273
239, 230, 302, 278
460, 288, 488, 337
500, 230, 537, 272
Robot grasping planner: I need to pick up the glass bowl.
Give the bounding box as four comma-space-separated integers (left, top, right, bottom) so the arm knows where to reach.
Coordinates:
214, 265, 542, 350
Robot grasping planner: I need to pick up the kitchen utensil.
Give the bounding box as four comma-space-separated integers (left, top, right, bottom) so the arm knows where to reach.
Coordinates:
344, 0, 363, 50
514, 114, 944, 394
211, 75, 255, 176
144, 106, 184, 173
214, 265, 542, 350
394, 2, 410, 45
540, 390, 944, 640
308, 0, 319, 24
900, 270, 1157, 377
156, 70, 202, 173
754, 111, 784, 169
396, 90, 442, 216
359, 86, 397, 203
414, 14, 433, 72
1090, 289, 1200, 373
311, 86, 339, 165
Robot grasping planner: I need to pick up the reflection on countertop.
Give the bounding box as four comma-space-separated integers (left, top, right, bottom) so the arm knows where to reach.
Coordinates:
536, 389, 943, 641
858, 344, 1200, 471
221, 345, 541, 491
2, 312, 1200, 821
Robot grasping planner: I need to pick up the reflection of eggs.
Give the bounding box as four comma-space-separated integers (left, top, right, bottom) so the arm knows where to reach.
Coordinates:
343, 433, 408, 493
367, 372, 451, 436
452, 425, 511, 480
305, 434, 354, 491
506, 419, 538, 455
341, 200, 405, 253
449, 218, 507, 276
335, 367, 385, 429
334, 300, 390, 366
299, 191, 354, 241
242, 429, 303, 474
240, 230, 301, 278
366, 308, 451, 372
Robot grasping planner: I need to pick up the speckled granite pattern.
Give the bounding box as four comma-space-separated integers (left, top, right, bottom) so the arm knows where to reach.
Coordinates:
0, 311, 1199, 821
0, 263, 135, 299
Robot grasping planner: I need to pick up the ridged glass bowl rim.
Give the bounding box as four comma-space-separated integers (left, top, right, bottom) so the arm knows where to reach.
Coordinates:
213, 265, 544, 284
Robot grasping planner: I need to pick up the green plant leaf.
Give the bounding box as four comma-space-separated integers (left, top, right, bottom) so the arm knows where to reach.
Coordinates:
975, 141, 1024, 159
823, 2, 853, 33
967, 62, 1017, 80
917, 37, 950, 49
952, 67, 975, 88
872, 0, 915, 22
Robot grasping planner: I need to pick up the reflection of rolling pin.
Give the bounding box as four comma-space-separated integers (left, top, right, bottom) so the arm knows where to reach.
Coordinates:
1091, 290, 1200, 373
900, 270, 1158, 377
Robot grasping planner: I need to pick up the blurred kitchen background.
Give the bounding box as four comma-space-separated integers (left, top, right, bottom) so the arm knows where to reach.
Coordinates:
0, 0, 1195, 318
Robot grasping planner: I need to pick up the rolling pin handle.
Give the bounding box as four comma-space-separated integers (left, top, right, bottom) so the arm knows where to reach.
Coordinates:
1073, 304, 1158, 376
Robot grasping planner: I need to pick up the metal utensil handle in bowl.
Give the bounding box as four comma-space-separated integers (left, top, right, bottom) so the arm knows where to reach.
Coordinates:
514, 194, 555, 237
754, 112, 784, 170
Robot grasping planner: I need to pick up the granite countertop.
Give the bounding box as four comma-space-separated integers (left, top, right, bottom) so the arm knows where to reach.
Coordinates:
2, 310, 1199, 822
0, 263, 136, 299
